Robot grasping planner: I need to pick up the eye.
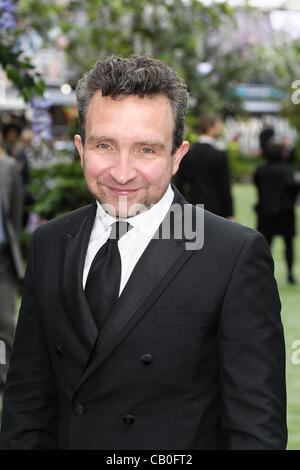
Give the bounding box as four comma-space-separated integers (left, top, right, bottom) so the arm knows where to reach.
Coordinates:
97, 143, 111, 149
141, 147, 154, 154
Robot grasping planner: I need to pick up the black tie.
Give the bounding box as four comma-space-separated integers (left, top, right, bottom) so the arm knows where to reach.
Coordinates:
85, 221, 131, 330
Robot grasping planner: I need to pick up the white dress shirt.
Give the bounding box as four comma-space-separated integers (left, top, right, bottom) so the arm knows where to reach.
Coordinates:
197, 134, 226, 150
83, 184, 174, 295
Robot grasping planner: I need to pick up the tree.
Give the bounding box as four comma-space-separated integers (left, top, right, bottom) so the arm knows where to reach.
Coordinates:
0, 0, 45, 102
18, 0, 258, 128
256, 40, 300, 169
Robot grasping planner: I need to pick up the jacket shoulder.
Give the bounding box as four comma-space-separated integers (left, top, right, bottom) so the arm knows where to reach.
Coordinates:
203, 208, 259, 247
0, 155, 18, 171
33, 203, 96, 240
173, 185, 257, 246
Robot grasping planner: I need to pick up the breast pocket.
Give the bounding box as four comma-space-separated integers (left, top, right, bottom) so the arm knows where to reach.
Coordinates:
155, 308, 215, 328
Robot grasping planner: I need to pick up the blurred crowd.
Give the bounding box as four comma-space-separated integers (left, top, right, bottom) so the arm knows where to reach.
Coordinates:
0, 120, 74, 394
0, 121, 75, 225
176, 113, 300, 284
0, 122, 27, 393
0, 124, 34, 227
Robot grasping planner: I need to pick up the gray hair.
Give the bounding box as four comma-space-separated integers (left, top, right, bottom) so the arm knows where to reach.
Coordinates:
76, 55, 189, 154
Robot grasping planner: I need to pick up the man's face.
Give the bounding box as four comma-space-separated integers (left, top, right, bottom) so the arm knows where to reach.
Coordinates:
75, 92, 189, 218
6, 129, 19, 144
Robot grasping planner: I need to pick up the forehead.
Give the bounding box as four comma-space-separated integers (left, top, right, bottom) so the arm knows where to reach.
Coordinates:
85, 92, 174, 138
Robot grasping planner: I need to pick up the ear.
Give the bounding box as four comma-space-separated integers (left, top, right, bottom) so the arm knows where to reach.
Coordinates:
74, 134, 84, 167
172, 141, 189, 175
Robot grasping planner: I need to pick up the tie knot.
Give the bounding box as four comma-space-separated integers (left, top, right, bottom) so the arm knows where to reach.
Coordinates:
109, 221, 131, 242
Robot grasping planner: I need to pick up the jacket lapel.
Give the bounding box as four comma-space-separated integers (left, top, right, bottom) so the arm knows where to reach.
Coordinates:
59, 203, 98, 357
76, 187, 201, 391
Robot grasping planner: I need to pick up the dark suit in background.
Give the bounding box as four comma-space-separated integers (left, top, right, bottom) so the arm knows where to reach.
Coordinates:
259, 126, 275, 155
0, 156, 24, 391
254, 157, 300, 283
176, 142, 233, 218
254, 161, 299, 237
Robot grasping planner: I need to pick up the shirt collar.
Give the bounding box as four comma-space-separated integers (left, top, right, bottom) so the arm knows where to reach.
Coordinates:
95, 184, 174, 238
197, 135, 216, 145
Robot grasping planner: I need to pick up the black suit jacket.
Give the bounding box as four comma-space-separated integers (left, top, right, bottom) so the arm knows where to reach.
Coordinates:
176, 142, 233, 218
0, 186, 287, 449
254, 162, 300, 217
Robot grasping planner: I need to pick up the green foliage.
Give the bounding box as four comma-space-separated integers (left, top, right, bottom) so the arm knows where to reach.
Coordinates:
0, 26, 45, 101
20, 228, 32, 264
29, 159, 93, 220
228, 152, 260, 183
255, 41, 300, 161
226, 140, 261, 183
11, 0, 298, 129
17, 0, 260, 119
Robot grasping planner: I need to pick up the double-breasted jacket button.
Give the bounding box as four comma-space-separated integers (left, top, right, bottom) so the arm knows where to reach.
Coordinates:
140, 353, 153, 365
74, 404, 85, 416
123, 414, 135, 425
55, 345, 63, 357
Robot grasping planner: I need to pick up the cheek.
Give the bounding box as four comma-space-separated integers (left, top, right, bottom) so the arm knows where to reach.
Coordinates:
84, 155, 108, 178
140, 160, 173, 186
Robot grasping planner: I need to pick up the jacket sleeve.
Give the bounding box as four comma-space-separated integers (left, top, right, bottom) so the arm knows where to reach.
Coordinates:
283, 168, 300, 202
218, 231, 287, 449
0, 231, 59, 449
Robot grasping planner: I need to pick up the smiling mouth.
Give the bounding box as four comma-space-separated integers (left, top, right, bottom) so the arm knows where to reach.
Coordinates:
108, 187, 139, 196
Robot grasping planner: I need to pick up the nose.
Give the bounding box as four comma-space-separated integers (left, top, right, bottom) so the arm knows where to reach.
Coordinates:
109, 152, 137, 184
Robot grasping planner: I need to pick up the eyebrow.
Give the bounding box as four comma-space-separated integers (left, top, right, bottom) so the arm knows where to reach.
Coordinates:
135, 141, 166, 152
86, 135, 166, 151
86, 135, 116, 145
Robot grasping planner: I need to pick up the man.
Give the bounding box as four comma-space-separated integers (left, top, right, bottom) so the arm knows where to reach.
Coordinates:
0, 56, 287, 450
17, 128, 36, 227
254, 143, 300, 284
259, 122, 275, 156
0, 150, 24, 393
176, 113, 233, 219
2, 123, 23, 161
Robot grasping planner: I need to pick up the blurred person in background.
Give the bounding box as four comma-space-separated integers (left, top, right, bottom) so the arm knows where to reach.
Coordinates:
0, 128, 25, 394
176, 113, 234, 219
259, 122, 275, 156
2, 123, 23, 162
254, 143, 300, 284
17, 129, 35, 227
17, 128, 32, 188
0, 126, 7, 158
281, 136, 296, 168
